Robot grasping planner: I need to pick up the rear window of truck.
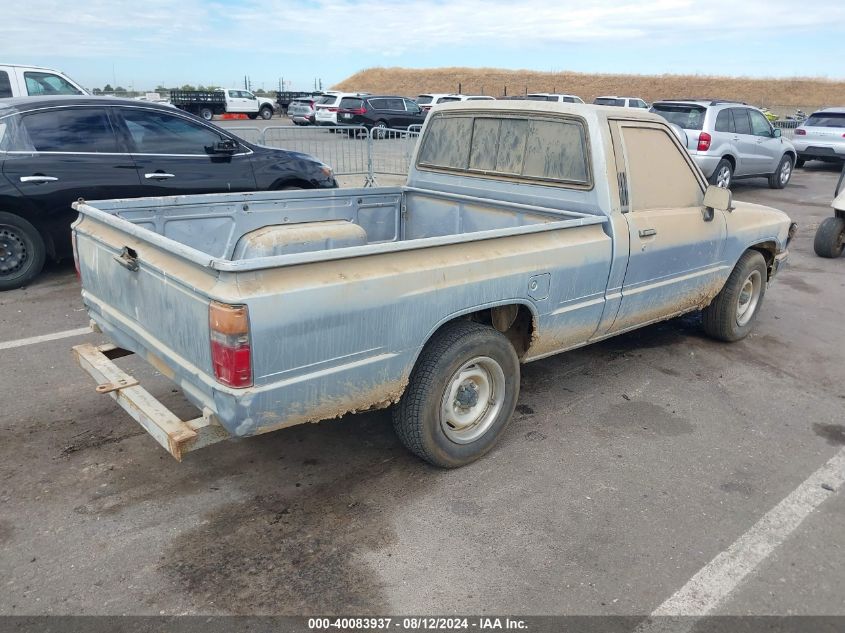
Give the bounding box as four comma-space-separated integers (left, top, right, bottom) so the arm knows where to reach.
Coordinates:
0, 71, 11, 98
418, 114, 590, 187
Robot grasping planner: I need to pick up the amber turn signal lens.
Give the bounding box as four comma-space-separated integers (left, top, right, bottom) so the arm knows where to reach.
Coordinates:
209, 301, 249, 336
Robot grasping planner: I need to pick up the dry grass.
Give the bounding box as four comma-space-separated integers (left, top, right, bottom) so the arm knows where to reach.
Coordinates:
333, 67, 845, 112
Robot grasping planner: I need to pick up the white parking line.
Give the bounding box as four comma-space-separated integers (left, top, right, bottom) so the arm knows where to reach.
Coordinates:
637, 447, 845, 631
0, 326, 92, 351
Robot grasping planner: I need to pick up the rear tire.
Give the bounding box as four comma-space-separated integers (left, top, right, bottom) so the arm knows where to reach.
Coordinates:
199, 107, 213, 121
702, 250, 768, 342
813, 217, 845, 258
0, 212, 47, 291
795, 157, 806, 168
392, 321, 520, 468
373, 121, 388, 140
768, 155, 793, 189
247, 113, 258, 120
710, 159, 733, 188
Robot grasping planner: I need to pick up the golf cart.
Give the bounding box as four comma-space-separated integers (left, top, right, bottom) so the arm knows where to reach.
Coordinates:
814, 164, 845, 258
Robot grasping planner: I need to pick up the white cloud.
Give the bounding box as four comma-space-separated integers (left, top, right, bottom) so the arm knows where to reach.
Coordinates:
3, 0, 844, 58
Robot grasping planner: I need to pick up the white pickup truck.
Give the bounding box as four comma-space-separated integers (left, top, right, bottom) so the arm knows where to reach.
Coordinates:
71, 101, 796, 467
0, 63, 87, 98
169, 88, 276, 121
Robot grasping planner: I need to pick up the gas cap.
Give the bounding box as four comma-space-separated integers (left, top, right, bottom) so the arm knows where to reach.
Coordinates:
528, 273, 550, 301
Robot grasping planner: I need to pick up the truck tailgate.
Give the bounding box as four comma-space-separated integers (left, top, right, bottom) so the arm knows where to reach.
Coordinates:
74, 215, 219, 378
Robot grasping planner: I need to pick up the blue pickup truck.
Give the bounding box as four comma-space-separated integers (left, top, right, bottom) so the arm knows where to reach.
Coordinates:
71, 101, 796, 467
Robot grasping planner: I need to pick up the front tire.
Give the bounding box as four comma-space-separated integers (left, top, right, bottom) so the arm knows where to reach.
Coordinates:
813, 217, 845, 258
260, 106, 274, 120
0, 212, 47, 291
393, 321, 520, 468
768, 155, 793, 189
710, 159, 733, 189
702, 250, 768, 342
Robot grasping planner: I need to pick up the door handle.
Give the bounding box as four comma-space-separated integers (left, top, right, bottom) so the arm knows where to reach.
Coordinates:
20, 175, 58, 183
144, 172, 175, 180
638, 228, 657, 238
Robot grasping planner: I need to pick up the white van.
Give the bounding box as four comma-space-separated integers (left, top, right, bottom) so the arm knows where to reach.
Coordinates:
0, 63, 87, 98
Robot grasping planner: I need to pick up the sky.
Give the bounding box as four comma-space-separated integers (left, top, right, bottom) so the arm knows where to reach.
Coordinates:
3, 0, 845, 92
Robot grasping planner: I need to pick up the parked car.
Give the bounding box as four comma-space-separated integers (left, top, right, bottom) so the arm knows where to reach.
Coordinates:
792, 108, 845, 167
417, 94, 454, 113
650, 99, 796, 189
0, 63, 87, 98
71, 100, 794, 467
288, 97, 320, 125
525, 93, 584, 103
315, 92, 371, 126
0, 96, 337, 290
170, 89, 276, 121
593, 96, 649, 108
336, 95, 427, 135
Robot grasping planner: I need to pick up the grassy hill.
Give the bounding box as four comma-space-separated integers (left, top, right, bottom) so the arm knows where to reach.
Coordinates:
333, 67, 845, 114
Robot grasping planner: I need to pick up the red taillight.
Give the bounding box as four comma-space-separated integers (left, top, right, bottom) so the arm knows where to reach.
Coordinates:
71, 232, 81, 279
343, 107, 367, 115
209, 302, 252, 388
795, 128, 806, 136
697, 131, 712, 151
328, 107, 338, 112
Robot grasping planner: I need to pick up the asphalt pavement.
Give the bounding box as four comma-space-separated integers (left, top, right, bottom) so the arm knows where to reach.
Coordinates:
0, 163, 843, 617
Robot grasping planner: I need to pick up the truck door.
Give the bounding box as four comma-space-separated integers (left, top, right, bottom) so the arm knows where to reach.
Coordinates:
238, 91, 260, 114
114, 106, 257, 196
608, 120, 727, 334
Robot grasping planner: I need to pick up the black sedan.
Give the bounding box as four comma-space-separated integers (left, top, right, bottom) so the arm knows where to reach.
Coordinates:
0, 96, 337, 290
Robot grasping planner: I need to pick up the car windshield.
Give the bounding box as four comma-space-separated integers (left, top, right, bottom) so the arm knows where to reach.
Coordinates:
417, 95, 433, 105
651, 104, 707, 131
805, 112, 845, 127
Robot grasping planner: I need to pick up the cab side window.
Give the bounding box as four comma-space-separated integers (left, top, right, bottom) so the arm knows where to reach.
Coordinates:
622, 126, 703, 211
24, 72, 84, 96
749, 110, 773, 137
0, 71, 12, 98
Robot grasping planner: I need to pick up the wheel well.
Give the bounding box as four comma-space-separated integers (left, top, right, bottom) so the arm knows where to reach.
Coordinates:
722, 155, 736, 170
783, 150, 796, 162
749, 242, 777, 279
434, 304, 536, 359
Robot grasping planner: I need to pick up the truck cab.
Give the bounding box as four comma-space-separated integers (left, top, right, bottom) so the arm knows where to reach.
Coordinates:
0, 63, 87, 98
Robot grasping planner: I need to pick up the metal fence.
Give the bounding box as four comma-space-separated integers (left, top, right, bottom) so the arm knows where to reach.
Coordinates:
227, 125, 421, 186
772, 119, 802, 140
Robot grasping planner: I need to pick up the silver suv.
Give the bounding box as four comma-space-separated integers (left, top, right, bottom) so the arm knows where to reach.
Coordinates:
651, 100, 796, 189
792, 108, 845, 167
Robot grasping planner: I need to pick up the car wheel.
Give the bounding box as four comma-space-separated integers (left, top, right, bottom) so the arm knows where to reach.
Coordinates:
768, 155, 793, 189
247, 113, 258, 120
0, 212, 47, 291
702, 250, 768, 342
199, 107, 214, 121
710, 159, 733, 189
373, 121, 388, 140
795, 157, 806, 168
260, 106, 274, 120
813, 217, 845, 258
392, 320, 520, 468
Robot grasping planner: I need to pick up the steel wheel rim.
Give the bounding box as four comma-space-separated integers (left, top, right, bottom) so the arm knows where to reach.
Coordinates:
0, 225, 27, 276
440, 356, 505, 444
261, 108, 272, 119
736, 270, 762, 326
717, 166, 731, 188
780, 160, 791, 184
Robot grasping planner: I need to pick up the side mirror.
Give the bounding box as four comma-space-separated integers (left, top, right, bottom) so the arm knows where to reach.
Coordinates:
703, 184, 734, 213
773, 128, 782, 138
211, 139, 239, 154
